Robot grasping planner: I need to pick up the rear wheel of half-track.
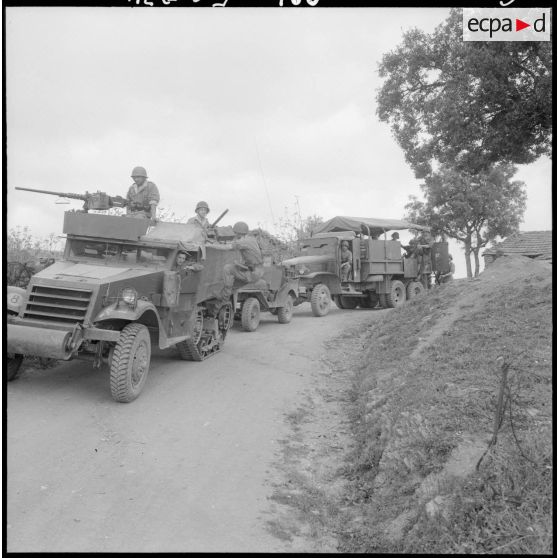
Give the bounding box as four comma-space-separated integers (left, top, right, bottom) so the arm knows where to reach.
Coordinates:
241, 297, 260, 332
406, 281, 425, 300
277, 295, 294, 324
386, 280, 406, 308
110, 323, 151, 403
7, 354, 24, 381
310, 284, 331, 317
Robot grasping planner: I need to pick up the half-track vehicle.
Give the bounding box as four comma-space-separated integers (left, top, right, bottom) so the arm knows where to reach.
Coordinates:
281, 216, 449, 317
7, 210, 240, 402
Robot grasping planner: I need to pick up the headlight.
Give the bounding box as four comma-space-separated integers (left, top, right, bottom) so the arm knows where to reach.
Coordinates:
121, 287, 138, 306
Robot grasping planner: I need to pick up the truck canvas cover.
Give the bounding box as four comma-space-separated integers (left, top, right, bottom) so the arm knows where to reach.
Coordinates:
312, 216, 430, 236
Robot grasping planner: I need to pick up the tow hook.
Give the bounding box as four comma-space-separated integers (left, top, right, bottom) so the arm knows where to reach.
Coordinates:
67, 323, 84, 355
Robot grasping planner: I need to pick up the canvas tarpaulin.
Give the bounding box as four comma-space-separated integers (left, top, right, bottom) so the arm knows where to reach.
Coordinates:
312, 216, 430, 236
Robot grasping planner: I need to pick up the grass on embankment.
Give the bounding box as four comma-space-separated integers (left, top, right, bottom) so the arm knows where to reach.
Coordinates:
339, 256, 553, 554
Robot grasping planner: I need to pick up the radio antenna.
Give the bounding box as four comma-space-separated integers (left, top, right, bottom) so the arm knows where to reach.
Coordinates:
254, 138, 276, 224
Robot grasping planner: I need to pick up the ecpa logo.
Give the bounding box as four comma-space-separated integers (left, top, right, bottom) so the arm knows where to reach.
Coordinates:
463, 8, 550, 42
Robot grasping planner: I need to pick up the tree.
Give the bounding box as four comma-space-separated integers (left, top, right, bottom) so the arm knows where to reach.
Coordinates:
377, 9, 552, 178
404, 164, 526, 277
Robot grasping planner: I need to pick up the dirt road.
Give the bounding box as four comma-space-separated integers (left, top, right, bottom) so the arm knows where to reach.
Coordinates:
7, 304, 382, 552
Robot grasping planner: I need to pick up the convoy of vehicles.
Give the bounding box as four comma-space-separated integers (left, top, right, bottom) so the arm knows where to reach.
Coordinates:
281, 216, 449, 317
7, 203, 449, 401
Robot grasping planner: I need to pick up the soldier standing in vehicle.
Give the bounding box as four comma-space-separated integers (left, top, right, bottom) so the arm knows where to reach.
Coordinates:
126, 166, 160, 220
218, 221, 266, 301
187, 201, 210, 230
340, 240, 353, 282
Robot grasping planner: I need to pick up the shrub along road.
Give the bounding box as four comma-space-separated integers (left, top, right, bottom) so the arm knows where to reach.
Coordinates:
6, 302, 379, 552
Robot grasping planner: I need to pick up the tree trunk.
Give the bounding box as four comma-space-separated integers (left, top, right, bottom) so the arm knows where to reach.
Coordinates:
464, 236, 473, 278
472, 248, 481, 277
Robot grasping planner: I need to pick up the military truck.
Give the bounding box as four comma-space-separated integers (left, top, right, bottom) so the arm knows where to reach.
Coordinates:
7, 210, 240, 402
281, 216, 449, 317
234, 263, 300, 332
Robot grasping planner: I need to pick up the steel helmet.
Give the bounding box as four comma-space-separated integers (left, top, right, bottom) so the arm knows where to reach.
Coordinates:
131, 166, 147, 178
341, 240, 349, 247
233, 221, 249, 235
195, 201, 210, 213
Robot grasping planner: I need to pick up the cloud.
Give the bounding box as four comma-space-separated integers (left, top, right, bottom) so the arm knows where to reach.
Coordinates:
6, 5, 551, 268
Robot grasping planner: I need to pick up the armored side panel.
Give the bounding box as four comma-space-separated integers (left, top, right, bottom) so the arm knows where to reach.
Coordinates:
63, 211, 151, 241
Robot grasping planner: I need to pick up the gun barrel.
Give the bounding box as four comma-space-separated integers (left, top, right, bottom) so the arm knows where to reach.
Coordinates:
211, 209, 229, 228
15, 187, 87, 201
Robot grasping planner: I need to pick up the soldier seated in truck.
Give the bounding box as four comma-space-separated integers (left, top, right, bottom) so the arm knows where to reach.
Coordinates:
340, 240, 353, 282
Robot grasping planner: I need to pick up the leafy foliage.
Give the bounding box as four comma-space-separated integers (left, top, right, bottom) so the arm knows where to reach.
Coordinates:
405, 164, 526, 277
377, 9, 552, 178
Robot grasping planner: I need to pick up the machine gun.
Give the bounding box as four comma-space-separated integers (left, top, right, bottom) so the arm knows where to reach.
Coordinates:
15, 187, 128, 213
206, 209, 230, 240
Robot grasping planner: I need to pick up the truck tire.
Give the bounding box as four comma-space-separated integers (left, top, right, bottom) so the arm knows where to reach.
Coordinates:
277, 295, 294, 324
241, 297, 260, 332
7, 354, 24, 381
406, 281, 425, 299
339, 295, 358, 309
110, 323, 151, 403
386, 280, 406, 308
359, 292, 379, 308
310, 284, 331, 317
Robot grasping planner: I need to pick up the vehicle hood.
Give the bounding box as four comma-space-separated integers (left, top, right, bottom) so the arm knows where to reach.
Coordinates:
34, 261, 163, 283
281, 254, 333, 267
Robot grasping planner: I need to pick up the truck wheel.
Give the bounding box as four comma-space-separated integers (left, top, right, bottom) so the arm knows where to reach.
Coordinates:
359, 292, 379, 308
310, 284, 331, 317
7, 354, 24, 381
386, 280, 406, 308
110, 323, 151, 403
277, 295, 294, 324
406, 281, 425, 299
339, 295, 358, 309
241, 297, 260, 332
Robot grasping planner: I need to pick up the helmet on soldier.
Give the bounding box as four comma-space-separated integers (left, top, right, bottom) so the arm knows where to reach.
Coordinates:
341, 240, 349, 248
195, 201, 210, 213
233, 221, 249, 235
131, 166, 147, 178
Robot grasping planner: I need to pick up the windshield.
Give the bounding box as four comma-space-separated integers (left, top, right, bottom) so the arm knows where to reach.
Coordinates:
300, 237, 337, 255
143, 222, 206, 244
68, 239, 172, 267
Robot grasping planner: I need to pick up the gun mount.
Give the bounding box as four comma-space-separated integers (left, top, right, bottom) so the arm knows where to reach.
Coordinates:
15, 187, 127, 212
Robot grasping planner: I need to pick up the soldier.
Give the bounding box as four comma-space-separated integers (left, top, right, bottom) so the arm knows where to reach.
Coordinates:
126, 166, 160, 220
219, 221, 266, 301
407, 231, 432, 278
340, 240, 353, 282
391, 232, 400, 241
439, 254, 455, 284
187, 201, 210, 231
173, 250, 204, 275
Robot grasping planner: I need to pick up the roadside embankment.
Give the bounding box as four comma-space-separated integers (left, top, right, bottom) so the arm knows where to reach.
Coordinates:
340, 255, 553, 553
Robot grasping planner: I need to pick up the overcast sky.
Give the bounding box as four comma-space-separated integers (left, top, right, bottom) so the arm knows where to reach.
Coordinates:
5, 7, 552, 278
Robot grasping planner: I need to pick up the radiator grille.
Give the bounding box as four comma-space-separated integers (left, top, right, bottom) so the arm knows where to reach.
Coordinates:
23, 285, 92, 324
